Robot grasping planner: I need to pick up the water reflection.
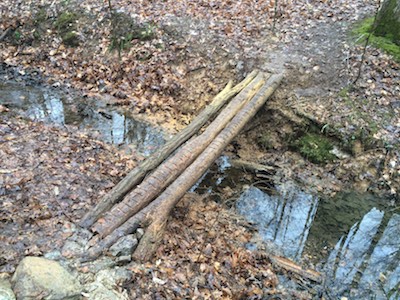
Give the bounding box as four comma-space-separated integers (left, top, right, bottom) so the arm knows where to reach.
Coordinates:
0, 82, 166, 156
237, 183, 318, 261
236, 184, 399, 299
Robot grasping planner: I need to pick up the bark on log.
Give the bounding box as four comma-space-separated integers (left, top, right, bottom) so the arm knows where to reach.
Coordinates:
90, 73, 267, 237
134, 74, 283, 261
269, 255, 323, 283
230, 159, 275, 173
79, 71, 259, 228
84, 73, 283, 261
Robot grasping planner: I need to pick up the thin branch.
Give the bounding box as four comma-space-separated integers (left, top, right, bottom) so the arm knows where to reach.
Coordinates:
272, 0, 279, 33
352, 0, 382, 85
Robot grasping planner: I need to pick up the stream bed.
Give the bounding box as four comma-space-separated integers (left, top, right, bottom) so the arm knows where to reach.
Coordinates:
193, 157, 400, 300
1, 82, 399, 299
0, 82, 168, 156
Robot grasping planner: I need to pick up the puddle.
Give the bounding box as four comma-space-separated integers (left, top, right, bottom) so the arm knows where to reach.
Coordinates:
0, 82, 167, 156
193, 158, 400, 299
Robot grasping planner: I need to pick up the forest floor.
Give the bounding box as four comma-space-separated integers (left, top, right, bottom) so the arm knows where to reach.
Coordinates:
1, 0, 400, 299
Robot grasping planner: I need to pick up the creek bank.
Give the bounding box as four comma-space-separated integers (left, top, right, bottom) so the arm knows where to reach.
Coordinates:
1, 64, 398, 299
0, 76, 170, 158
191, 151, 399, 299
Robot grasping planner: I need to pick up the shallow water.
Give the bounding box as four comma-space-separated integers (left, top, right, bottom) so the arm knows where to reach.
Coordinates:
0, 82, 167, 156
193, 159, 400, 299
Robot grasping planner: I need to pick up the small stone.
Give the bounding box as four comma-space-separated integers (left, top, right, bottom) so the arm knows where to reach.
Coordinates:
312, 65, 320, 71
109, 235, 138, 257
44, 250, 62, 260
62, 240, 85, 258
116, 256, 132, 265
11, 257, 81, 300
0, 278, 16, 300
136, 228, 144, 239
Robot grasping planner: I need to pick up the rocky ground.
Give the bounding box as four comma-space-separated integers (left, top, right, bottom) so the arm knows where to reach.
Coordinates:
1, 0, 399, 299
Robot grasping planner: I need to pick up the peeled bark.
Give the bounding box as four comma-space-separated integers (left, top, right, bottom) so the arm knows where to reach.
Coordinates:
84, 73, 283, 261
91, 73, 267, 237
79, 71, 259, 228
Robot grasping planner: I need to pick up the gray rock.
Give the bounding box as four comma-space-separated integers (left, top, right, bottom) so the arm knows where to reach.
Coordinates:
115, 256, 131, 265
136, 228, 144, 239
44, 250, 62, 261
0, 278, 15, 300
80, 257, 116, 274
11, 257, 82, 300
83, 268, 131, 300
109, 235, 138, 257
61, 240, 85, 258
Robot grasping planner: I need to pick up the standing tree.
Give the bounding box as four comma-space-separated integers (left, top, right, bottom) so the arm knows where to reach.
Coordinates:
374, 0, 400, 45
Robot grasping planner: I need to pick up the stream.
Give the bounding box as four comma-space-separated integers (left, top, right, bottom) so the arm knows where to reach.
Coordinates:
1, 83, 399, 299
193, 157, 400, 300
0, 82, 168, 156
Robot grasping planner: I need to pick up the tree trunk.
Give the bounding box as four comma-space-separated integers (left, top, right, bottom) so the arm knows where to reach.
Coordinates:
79, 71, 259, 228
90, 73, 267, 237
84, 73, 283, 261
374, 0, 400, 45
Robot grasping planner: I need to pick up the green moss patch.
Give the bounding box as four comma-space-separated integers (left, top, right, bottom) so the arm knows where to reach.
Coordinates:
54, 11, 78, 33
292, 133, 336, 164
109, 12, 156, 53
352, 17, 400, 61
53, 11, 80, 47
257, 133, 273, 150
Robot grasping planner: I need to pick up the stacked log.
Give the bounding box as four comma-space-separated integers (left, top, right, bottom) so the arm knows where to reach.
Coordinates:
80, 71, 284, 261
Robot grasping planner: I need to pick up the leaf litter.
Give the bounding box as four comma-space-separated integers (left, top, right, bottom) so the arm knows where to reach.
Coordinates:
1, 0, 400, 298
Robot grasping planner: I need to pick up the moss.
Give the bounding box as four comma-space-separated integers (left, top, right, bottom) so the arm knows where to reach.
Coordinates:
54, 12, 78, 33
54, 11, 80, 47
338, 85, 352, 99
109, 12, 156, 53
62, 31, 79, 47
34, 7, 48, 25
352, 17, 400, 61
293, 133, 336, 164
257, 133, 273, 150
374, 0, 400, 45
13, 30, 22, 41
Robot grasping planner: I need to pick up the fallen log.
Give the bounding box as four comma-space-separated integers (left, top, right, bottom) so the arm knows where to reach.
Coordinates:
79, 70, 259, 228
269, 255, 323, 283
91, 72, 267, 237
230, 159, 275, 173
85, 73, 283, 261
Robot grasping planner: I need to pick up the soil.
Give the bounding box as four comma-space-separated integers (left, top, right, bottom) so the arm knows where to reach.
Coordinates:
1, 0, 399, 299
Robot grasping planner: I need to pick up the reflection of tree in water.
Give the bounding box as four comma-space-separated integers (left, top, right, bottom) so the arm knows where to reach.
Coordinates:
236, 184, 399, 299
236, 183, 319, 261
0, 83, 166, 156
324, 211, 400, 299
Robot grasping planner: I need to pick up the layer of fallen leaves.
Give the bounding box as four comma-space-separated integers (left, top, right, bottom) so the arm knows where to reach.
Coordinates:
127, 195, 310, 300
1, 0, 399, 135
0, 111, 312, 298
0, 113, 136, 273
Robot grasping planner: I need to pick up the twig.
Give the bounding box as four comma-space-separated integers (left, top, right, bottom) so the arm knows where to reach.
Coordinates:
272, 0, 279, 33
352, 0, 382, 85
0, 27, 13, 41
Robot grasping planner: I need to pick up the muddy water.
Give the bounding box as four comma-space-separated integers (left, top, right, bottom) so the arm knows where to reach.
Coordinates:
193, 158, 400, 300
0, 82, 167, 156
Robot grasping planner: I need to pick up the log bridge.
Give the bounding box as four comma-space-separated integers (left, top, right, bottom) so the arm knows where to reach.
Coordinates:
79, 70, 284, 262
